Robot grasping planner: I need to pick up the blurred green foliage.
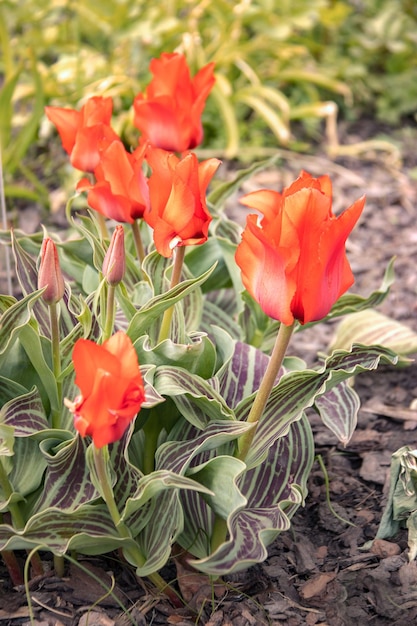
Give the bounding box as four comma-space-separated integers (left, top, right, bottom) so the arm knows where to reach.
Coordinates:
0, 0, 416, 204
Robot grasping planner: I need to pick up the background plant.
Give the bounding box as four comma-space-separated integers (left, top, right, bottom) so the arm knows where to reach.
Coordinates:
1, 0, 416, 210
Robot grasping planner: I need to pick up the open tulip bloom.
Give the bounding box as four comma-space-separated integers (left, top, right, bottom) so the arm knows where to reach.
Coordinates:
0, 50, 399, 603
235, 171, 366, 326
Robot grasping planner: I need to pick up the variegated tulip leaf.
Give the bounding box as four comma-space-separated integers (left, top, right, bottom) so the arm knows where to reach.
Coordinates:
186, 455, 247, 518
131, 490, 183, 575
218, 340, 270, 409
314, 381, 360, 446
200, 296, 242, 341
0, 504, 129, 555
156, 420, 253, 476
0, 424, 14, 457
0, 376, 28, 408
70, 212, 106, 273
0, 386, 49, 435
329, 308, 417, 358
10, 232, 79, 339
142, 249, 171, 297
182, 414, 314, 574
239, 344, 398, 469
35, 434, 97, 512
0, 435, 47, 512
135, 332, 216, 379
10, 232, 51, 336
127, 263, 216, 344
0, 290, 44, 357
152, 366, 236, 429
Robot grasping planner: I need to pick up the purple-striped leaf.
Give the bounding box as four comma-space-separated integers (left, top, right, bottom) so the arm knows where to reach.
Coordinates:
182, 414, 314, 574
1, 386, 49, 435
315, 381, 360, 445
0, 504, 125, 555
35, 435, 97, 512
153, 366, 236, 428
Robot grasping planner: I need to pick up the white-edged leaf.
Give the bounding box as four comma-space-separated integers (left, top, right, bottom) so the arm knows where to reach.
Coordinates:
183, 414, 314, 574
240, 344, 398, 469
330, 309, 417, 357
153, 366, 236, 428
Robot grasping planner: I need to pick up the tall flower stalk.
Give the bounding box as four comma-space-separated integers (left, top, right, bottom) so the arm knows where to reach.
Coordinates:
158, 245, 185, 343
102, 225, 126, 341
37, 237, 65, 430
211, 171, 366, 554
92, 445, 181, 605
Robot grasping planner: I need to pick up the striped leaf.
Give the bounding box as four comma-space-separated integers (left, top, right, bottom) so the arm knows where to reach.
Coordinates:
0, 291, 44, 355
315, 381, 360, 445
329, 309, 417, 358
238, 344, 398, 469
0, 504, 125, 555
152, 367, 236, 428
0, 386, 49, 435
35, 435, 97, 513
183, 415, 314, 574
127, 263, 216, 343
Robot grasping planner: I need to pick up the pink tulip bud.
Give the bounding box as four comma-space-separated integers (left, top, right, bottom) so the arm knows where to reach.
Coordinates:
38, 237, 65, 304
102, 225, 125, 286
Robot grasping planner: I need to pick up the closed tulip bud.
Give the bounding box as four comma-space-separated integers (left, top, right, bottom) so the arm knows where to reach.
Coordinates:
38, 237, 65, 304
102, 225, 125, 286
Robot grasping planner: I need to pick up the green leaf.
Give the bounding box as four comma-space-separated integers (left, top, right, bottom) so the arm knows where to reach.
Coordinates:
6, 61, 45, 174
186, 455, 247, 519
206, 155, 282, 209
0, 68, 20, 150
136, 332, 216, 379
127, 263, 216, 344
0, 291, 45, 356
153, 367, 236, 428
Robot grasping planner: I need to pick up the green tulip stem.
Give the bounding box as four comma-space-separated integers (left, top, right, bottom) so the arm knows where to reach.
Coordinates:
49, 302, 62, 430
102, 284, 116, 342
0, 459, 26, 530
96, 212, 109, 240
92, 446, 181, 606
131, 219, 145, 265
157, 246, 185, 343
211, 322, 295, 556
237, 321, 295, 462
142, 410, 162, 474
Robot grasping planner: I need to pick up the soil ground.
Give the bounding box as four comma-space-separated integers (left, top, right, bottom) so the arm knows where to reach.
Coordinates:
1, 123, 417, 625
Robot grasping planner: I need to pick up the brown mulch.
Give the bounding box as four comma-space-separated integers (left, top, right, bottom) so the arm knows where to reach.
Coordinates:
1, 123, 417, 625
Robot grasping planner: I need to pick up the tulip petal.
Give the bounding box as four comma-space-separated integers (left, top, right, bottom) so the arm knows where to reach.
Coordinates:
236, 215, 297, 326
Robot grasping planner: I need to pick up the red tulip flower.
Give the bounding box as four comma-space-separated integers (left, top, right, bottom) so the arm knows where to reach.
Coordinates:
66, 332, 145, 448
77, 141, 149, 223
235, 171, 365, 326
145, 147, 221, 258
133, 52, 215, 153
45, 96, 120, 172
